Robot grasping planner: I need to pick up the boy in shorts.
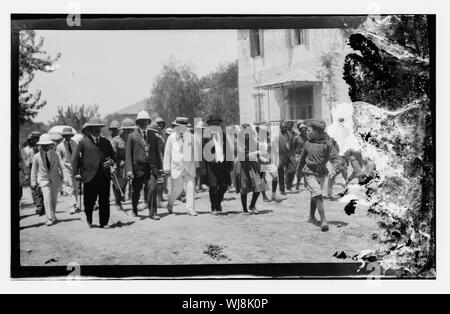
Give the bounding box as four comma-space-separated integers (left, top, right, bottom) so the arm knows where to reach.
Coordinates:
298, 119, 339, 232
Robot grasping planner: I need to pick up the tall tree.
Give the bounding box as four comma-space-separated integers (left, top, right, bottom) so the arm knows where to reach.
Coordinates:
19, 30, 61, 124
150, 59, 202, 124
49, 104, 99, 133
199, 61, 239, 125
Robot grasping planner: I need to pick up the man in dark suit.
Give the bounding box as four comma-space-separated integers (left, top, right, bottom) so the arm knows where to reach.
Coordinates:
72, 117, 116, 228
200, 115, 234, 215
126, 110, 162, 219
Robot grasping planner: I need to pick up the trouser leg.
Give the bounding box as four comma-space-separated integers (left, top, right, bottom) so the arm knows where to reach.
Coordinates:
112, 184, 121, 206
147, 174, 158, 216
168, 176, 184, 207
278, 165, 285, 193
51, 187, 58, 220
217, 184, 227, 210
131, 177, 144, 214
98, 178, 110, 227
83, 181, 97, 225
209, 187, 219, 211
33, 186, 45, 213
40, 186, 53, 221
184, 174, 195, 213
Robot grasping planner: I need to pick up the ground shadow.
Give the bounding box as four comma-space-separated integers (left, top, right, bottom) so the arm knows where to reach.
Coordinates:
20, 222, 46, 230
108, 221, 135, 228
251, 209, 273, 215
310, 220, 349, 228
20, 218, 81, 230
223, 197, 236, 201
20, 213, 38, 220
54, 218, 82, 224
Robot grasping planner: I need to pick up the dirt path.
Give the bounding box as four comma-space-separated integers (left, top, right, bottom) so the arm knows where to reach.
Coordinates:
19, 179, 386, 266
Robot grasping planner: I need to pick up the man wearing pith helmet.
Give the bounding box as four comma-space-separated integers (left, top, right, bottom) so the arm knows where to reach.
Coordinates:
72, 116, 116, 228
111, 118, 135, 211
125, 110, 162, 219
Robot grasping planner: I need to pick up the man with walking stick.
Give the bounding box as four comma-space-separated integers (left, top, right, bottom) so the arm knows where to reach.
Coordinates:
125, 111, 162, 219
72, 117, 116, 229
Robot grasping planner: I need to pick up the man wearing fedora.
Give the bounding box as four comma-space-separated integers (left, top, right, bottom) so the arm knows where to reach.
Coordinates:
111, 118, 135, 211
72, 117, 116, 228
57, 127, 80, 214
201, 114, 234, 215
163, 117, 199, 216
125, 111, 162, 219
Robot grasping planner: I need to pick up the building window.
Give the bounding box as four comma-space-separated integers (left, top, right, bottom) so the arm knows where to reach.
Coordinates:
292, 29, 309, 46
249, 29, 263, 57
287, 86, 314, 120
253, 93, 264, 123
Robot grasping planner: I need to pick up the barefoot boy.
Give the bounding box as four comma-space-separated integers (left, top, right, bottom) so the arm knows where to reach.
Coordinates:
298, 119, 339, 232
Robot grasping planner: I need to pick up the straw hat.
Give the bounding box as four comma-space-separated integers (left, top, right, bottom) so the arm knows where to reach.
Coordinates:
172, 117, 191, 127
85, 116, 106, 127
61, 127, 74, 136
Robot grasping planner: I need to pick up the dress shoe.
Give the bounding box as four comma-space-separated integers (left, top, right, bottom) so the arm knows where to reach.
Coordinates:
211, 210, 218, 216
188, 211, 198, 216
280, 191, 287, 196
167, 203, 173, 214
102, 225, 111, 229
150, 215, 160, 220
131, 212, 138, 217
46, 220, 54, 226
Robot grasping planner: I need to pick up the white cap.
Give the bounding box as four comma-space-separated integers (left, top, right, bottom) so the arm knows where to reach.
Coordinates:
36, 134, 54, 145
136, 110, 151, 121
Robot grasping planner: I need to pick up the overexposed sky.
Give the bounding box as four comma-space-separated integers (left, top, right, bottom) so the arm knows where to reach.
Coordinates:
30, 30, 238, 123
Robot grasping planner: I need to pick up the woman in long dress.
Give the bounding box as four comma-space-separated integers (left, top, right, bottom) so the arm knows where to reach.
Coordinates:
234, 124, 268, 214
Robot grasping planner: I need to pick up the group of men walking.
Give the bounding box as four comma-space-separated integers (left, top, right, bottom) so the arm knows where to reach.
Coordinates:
20, 111, 366, 232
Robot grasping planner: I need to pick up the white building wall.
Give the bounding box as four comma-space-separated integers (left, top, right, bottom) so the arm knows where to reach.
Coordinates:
238, 28, 353, 126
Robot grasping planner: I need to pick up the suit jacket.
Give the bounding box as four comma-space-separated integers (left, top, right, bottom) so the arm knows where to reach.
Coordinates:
163, 132, 199, 179
57, 139, 77, 168
31, 149, 65, 188
125, 129, 161, 178
71, 135, 116, 183
200, 131, 234, 187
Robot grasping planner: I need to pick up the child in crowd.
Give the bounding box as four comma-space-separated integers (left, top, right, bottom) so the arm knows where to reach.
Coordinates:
298, 120, 339, 232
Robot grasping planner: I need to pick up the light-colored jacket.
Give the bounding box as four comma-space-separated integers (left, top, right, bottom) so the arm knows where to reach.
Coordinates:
30, 149, 65, 188
57, 140, 77, 165
163, 132, 199, 179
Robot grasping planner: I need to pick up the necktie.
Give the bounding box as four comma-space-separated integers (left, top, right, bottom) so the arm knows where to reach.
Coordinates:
45, 153, 51, 170
143, 130, 147, 141
67, 141, 72, 155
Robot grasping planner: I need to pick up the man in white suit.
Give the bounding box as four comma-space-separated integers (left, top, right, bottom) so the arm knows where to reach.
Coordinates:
163, 117, 199, 216
30, 134, 68, 226
57, 127, 80, 214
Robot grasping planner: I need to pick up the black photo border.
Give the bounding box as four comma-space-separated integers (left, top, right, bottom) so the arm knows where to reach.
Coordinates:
10, 14, 436, 280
